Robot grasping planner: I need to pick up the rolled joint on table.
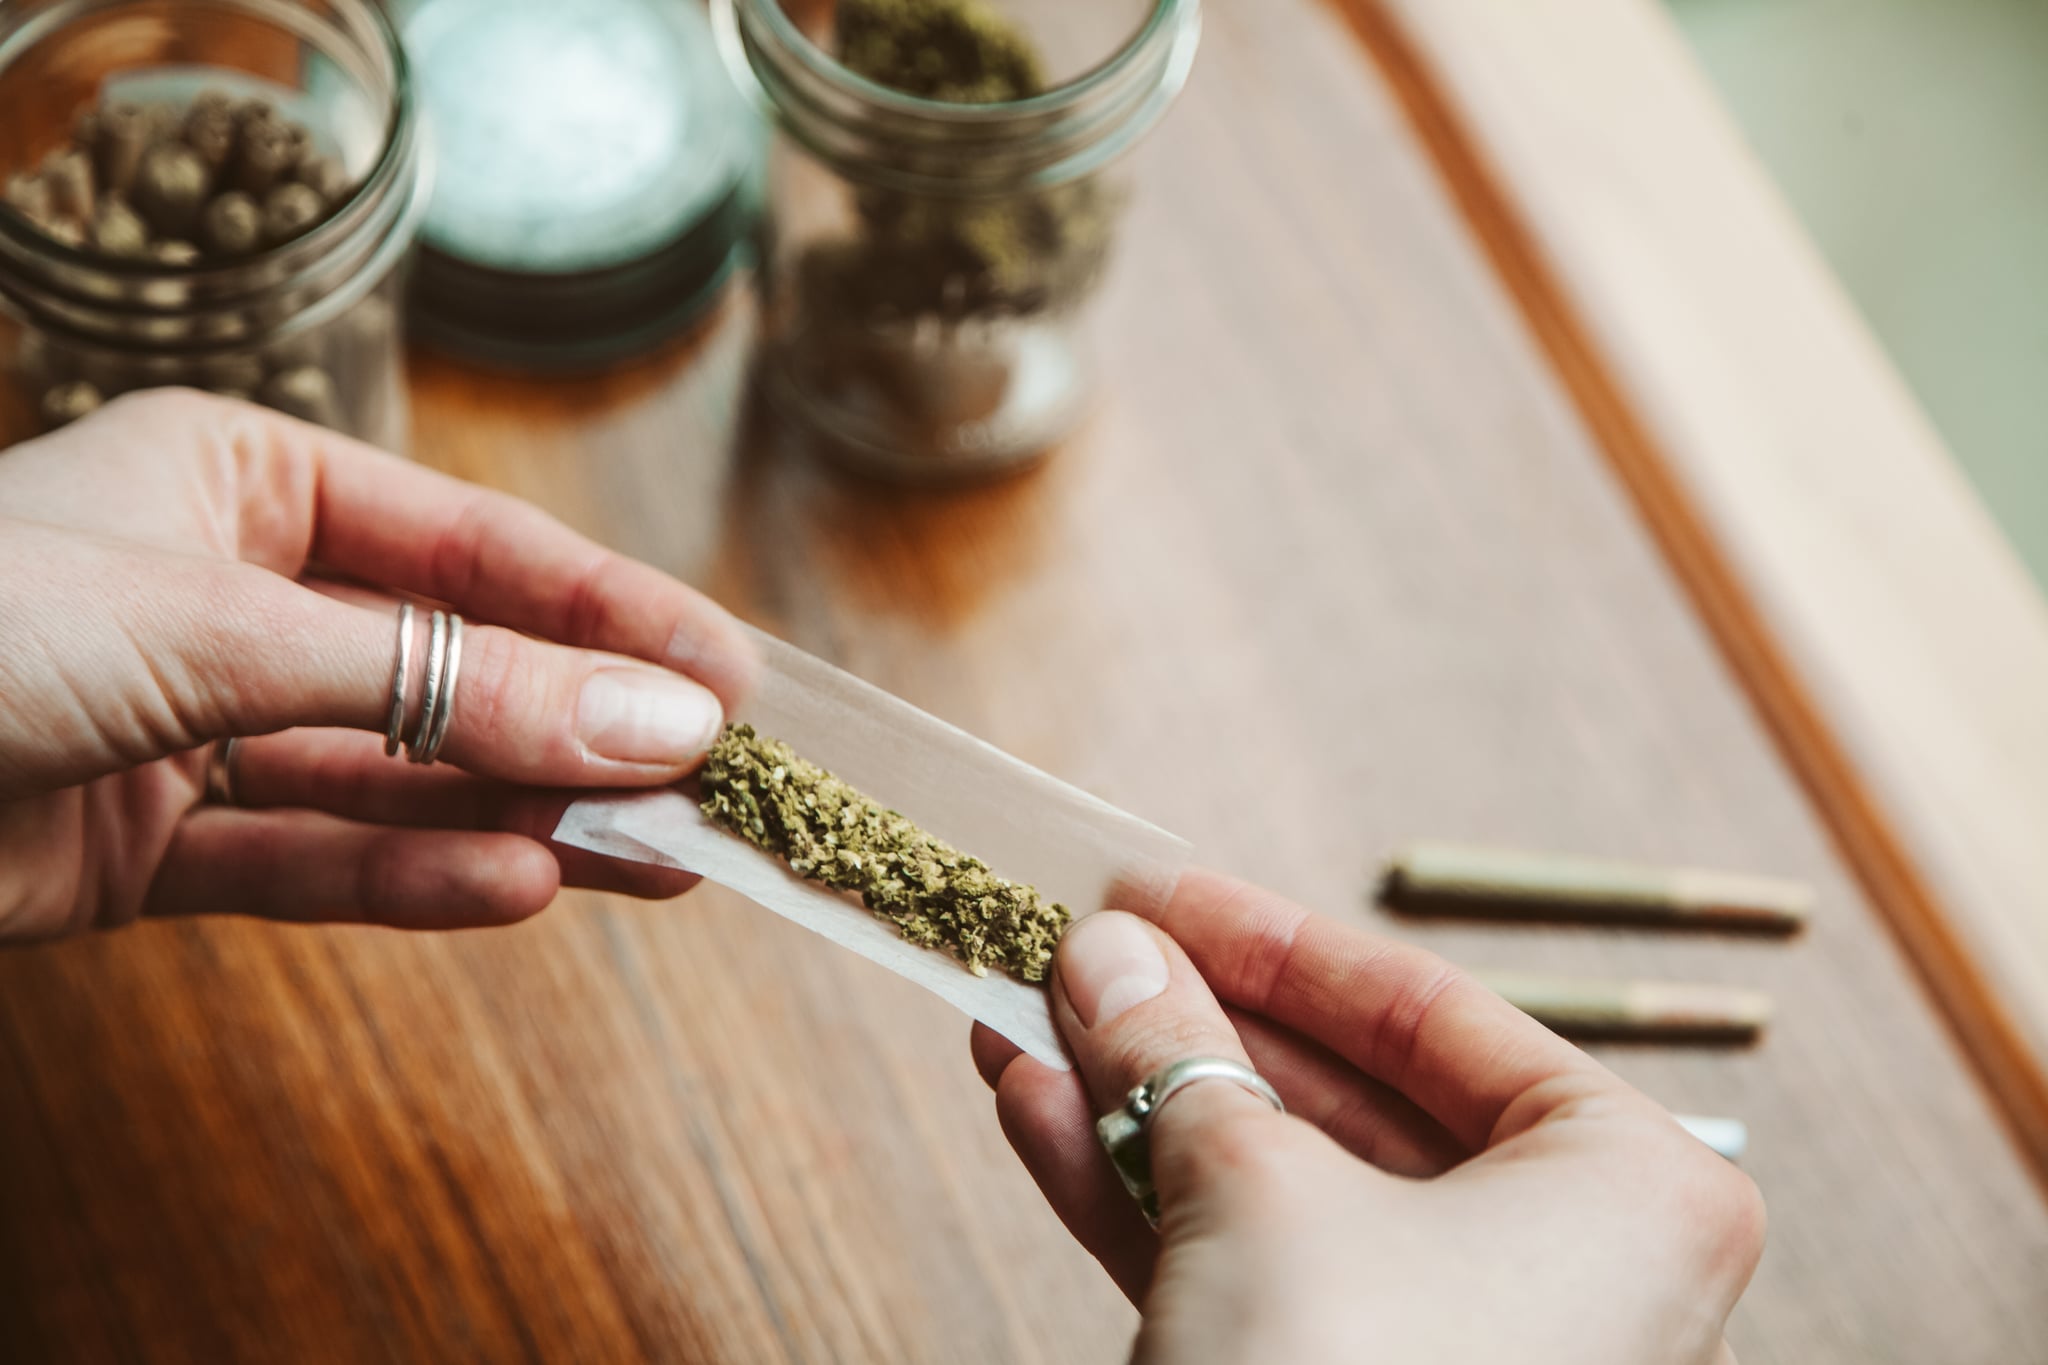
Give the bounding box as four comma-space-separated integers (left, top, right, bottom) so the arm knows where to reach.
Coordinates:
1472, 969, 1772, 1042
1379, 842, 1813, 932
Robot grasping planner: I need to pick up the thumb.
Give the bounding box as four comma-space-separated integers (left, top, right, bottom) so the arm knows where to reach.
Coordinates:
1051, 912, 1312, 1234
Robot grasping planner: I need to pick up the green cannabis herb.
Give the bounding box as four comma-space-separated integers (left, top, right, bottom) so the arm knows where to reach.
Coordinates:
3, 89, 367, 434
837, 0, 1043, 104
811, 0, 1110, 322
700, 723, 1071, 983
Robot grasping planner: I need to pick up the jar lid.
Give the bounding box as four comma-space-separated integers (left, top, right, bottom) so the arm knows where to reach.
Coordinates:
402, 0, 759, 369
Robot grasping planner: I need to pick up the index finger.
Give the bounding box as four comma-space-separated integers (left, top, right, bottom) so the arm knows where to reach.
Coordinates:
229, 402, 757, 708
1141, 869, 1614, 1151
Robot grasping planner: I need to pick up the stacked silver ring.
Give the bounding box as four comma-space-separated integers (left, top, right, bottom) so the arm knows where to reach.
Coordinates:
385, 601, 465, 765
203, 736, 242, 806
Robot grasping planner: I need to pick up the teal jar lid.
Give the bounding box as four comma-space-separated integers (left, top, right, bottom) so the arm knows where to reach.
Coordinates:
402, 0, 759, 369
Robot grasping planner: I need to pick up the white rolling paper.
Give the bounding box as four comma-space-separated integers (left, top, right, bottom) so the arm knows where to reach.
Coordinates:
555, 626, 1191, 1069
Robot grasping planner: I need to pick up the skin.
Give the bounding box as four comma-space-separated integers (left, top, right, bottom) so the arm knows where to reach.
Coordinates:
0, 389, 753, 938
974, 871, 1767, 1365
2, 392, 1762, 1358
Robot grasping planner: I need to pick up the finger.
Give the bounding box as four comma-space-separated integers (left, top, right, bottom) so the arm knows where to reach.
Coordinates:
285, 582, 731, 791
145, 808, 559, 928
970, 1020, 1023, 1090
1052, 912, 1259, 1113
1226, 1008, 1465, 1177
431, 615, 729, 785
996, 945, 1458, 1176
997, 988, 1459, 1176
236, 725, 503, 825
1142, 869, 1617, 1150
230, 729, 700, 900
298, 576, 398, 613
117, 560, 726, 787
1051, 912, 1329, 1232
204, 399, 758, 707
979, 1034, 1159, 1300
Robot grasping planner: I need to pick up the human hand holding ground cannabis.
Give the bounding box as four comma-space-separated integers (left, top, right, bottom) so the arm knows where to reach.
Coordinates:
0, 389, 754, 940
973, 870, 1765, 1364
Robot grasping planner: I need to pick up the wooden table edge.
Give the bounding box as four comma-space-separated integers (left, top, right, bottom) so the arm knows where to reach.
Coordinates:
1326, 0, 2048, 1182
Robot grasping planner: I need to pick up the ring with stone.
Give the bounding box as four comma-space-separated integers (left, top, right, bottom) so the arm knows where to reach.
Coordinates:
1096, 1055, 1285, 1228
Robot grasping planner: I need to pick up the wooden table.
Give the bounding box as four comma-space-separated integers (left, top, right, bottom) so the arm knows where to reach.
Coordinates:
5, 1, 2047, 1360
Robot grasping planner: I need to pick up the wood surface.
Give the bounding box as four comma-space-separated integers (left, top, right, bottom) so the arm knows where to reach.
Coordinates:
4, 0, 2048, 1361
1360, 0, 2048, 1173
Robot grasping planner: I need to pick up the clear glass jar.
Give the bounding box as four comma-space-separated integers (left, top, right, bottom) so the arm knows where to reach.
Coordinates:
715, 0, 1201, 482
0, 0, 427, 448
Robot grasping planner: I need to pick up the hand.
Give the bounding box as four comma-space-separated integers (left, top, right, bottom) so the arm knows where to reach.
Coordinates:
0, 390, 755, 941
973, 870, 1765, 1364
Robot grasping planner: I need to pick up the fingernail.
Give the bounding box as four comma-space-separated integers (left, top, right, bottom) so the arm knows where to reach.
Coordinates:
577, 668, 722, 766
1059, 913, 1169, 1030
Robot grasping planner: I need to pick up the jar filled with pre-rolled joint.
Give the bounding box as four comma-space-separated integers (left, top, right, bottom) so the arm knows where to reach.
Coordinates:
715, 0, 1201, 482
0, 0, 426, 447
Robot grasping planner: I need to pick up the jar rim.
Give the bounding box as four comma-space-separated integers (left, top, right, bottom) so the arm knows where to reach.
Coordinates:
728, 0, 1197, 125
0, 0, 413, 287
716, 0, 1201, 191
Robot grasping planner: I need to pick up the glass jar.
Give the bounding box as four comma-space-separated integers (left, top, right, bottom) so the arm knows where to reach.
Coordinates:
715, 0, 1201, 482
0, 0, 426, 449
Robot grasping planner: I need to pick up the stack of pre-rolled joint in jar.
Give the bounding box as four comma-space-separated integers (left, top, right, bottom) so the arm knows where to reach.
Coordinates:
2, 91, 358, 431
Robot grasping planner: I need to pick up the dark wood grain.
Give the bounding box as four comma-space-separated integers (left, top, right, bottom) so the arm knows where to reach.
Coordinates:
5, 0, 2048, 1360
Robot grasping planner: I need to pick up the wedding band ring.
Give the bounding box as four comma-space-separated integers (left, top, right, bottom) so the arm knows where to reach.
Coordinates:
410, 609, 448, 765
1096, 1056, 1285, 1228
415, 614, 462, 765
204, 736, 242, 806
384, 603, 465, 766
384, 602, 415, 756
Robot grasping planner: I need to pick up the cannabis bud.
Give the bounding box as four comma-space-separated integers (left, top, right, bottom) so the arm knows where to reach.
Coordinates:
699, 724, 1071, 983
836, 0, 1044, 104
807, 0, 1111, 323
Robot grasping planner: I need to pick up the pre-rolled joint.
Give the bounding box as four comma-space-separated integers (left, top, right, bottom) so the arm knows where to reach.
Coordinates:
1380, 842, 1811, 933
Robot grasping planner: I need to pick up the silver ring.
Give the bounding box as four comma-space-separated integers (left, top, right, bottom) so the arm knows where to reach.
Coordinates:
415, 613, 462, 765
408, 608, 447, 765
1096, 1056, 1285, 1228
204, 737, 242, 806
400, 609, 463, 765
384, 602, 415, 757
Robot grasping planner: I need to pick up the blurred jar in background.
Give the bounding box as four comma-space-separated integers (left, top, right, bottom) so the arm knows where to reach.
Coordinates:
0, 0, 426, 448
716, 0, 1201, 483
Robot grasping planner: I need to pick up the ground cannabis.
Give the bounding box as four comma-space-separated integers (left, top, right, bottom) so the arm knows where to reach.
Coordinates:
837, 0, 1044, 104
809, 0, 1111, 323
700, 723, 1071, 983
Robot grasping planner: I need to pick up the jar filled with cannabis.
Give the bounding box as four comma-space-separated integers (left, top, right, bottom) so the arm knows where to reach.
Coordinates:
0, 0, 426, 447
715, 0, 1200, 481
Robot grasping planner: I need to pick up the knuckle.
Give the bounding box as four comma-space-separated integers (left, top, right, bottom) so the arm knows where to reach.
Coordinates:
426, 492, 498, 604
1105, 1014, 1234, 1092
1681, 1157, 1768, 1279
354, 832, 411, 919
1630, 1130, 1767, 1282
107, 385, 225, 426
558, 549, 630, 647
1368, 958, 1467, 1089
